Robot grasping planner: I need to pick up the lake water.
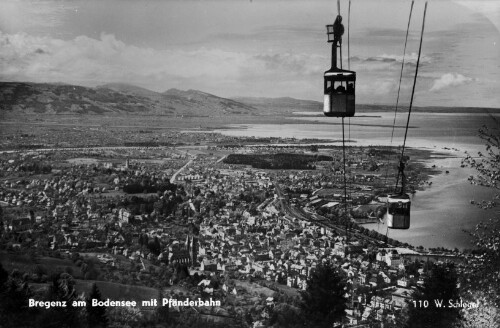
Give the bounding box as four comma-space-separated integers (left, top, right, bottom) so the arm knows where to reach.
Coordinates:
365, 157, 495, 250
214, 111, 499, 250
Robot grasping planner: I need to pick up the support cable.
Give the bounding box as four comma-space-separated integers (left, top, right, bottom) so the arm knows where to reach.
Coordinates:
338, 0, 343, 71
395, 1, 428, 192
347, 0, 351, 139
383, 0, 414, 189
347, 0, 352, 208
347, 0, 351, 70
342, 116, 348, 243
338, 0, 348, 243
387, 1, 426, 245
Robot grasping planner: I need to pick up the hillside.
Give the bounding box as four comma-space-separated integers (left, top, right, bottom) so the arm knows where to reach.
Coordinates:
0, 82, 157, 115
99, 84, 258, 115
0, 82, 256, 116
1, 82, 498, 116
98, 83, 162, 98
161, 88, 256, 115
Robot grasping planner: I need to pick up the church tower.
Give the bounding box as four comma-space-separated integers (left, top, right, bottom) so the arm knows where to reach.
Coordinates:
186, 235, 198, 267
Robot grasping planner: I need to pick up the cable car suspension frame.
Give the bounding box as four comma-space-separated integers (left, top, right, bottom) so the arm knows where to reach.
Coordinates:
387, 2, 428, 232
324, 0, 354, 243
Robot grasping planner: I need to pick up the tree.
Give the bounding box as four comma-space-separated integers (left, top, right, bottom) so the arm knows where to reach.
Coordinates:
462, 125, 500, 308
86, 283, 108, 328
0, 206, 4, 236
148, 236, 161, 255
268, 303, 303, 328
300, 261, 347, 327
407, 262, 460, 328
459, 291, 499, 328
463, 125, 499, 191
154, 289, 169, 324
107, 306, 143, 327
0, 262, 7, 285
36, 273, 85, 328
172, 263, 190, 282
0, 264, 41, 328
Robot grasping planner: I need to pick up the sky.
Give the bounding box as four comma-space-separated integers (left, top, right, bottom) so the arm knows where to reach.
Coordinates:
0, 0, 499, 107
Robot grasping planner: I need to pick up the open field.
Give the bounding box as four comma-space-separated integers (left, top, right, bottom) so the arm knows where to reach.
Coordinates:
29, 279, 187, 307
234, 280, 276, 298
0, 251, 84, 279
74, 280, 159, 305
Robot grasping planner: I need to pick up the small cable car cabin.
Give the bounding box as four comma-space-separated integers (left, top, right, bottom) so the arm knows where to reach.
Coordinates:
324, 68, 356, 117
323, 15, 356, 117
386, 193, 411, 229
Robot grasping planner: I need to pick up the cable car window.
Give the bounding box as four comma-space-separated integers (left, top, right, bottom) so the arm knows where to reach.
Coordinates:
388, 202, 409, 215
347, 83, 354, 94
395, 207, 408, 215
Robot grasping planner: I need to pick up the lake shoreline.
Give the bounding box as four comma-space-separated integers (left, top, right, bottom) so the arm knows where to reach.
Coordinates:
210, 116, 495, 251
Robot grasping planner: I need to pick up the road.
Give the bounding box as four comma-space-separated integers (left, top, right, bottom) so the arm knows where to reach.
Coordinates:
216, 155, 227, 163
0, 144, 213, 155
170, 158, 194, 183
0, 145, 167, 154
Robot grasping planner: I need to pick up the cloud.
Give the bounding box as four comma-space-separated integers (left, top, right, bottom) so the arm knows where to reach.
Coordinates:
349, 53, 432, 75
0, 31, 323, 97
0, 32, 242, 82
0, 1, 74, 32
213, 25, 323, 43
355, 53, 431, 65
360, 28, 419, 40
429, 73, 472, 91
253, 53, 324, 76
357, 80, 396, 96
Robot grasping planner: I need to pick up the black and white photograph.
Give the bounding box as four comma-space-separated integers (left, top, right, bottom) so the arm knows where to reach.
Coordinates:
0, 0, 499, 327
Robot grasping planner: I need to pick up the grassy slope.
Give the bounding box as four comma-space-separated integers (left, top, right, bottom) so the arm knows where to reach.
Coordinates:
0, 252, 84, 279
74, 280, 158, 306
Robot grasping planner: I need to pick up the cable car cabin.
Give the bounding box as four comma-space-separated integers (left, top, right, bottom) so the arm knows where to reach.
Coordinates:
387, 193, 411, 229
323, 68, 356, 117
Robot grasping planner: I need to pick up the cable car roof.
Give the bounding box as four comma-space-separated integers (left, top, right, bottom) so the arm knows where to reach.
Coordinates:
388, 193, 410, 200
324, 68, 355, 75
324, 68, 356, 81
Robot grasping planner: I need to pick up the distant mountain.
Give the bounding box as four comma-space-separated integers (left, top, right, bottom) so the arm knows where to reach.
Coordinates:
0, 82, 257, 116
232, 96, 403, 114
98, 83, 161, 98
1, 81, 497, 116
233, 96, 500, 114
232, 96, 399, 114
99, 84, 257, 115
162, 88, 256, 114
0, 82, 156, 115
232, 96, 322, 114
